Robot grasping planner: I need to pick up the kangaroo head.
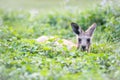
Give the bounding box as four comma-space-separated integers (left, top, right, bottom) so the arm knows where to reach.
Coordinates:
71, 22, 97, 52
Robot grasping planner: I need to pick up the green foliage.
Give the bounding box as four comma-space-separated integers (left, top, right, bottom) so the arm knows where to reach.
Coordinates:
0, 3, 120, 80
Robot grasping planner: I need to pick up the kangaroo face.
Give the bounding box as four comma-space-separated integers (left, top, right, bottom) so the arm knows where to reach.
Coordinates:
77, 33, 91, 51
71, 22, 97, 52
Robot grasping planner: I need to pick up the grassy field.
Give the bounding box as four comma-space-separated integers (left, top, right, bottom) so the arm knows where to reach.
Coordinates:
0, 0, 120, 80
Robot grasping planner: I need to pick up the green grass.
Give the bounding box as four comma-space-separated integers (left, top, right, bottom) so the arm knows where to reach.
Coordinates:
0, 1, 120, 80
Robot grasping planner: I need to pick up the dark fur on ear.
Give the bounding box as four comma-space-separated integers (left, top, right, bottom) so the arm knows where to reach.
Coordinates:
71, 22, 81, 35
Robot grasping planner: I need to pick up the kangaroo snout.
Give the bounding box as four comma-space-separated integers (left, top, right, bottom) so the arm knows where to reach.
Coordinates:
81, 45, 86, 51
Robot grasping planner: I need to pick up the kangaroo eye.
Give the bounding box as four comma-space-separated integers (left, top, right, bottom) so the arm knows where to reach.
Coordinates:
78, 38, 81, 42
87, 38, 90, 42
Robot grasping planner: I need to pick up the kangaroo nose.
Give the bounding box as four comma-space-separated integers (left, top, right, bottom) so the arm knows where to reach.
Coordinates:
82, 46, 86, 50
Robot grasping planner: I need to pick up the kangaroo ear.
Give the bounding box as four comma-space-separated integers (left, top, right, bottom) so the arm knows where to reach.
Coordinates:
71, 22, 83, 35
86, 23, 97, 36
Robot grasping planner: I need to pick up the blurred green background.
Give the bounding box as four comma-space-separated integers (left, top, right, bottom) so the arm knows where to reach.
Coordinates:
0, 0, 100, 11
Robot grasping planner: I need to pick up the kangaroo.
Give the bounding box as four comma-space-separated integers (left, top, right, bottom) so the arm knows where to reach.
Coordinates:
36, 36, 76, 50
71, 22, 97, 52
36, 22, 97, 52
